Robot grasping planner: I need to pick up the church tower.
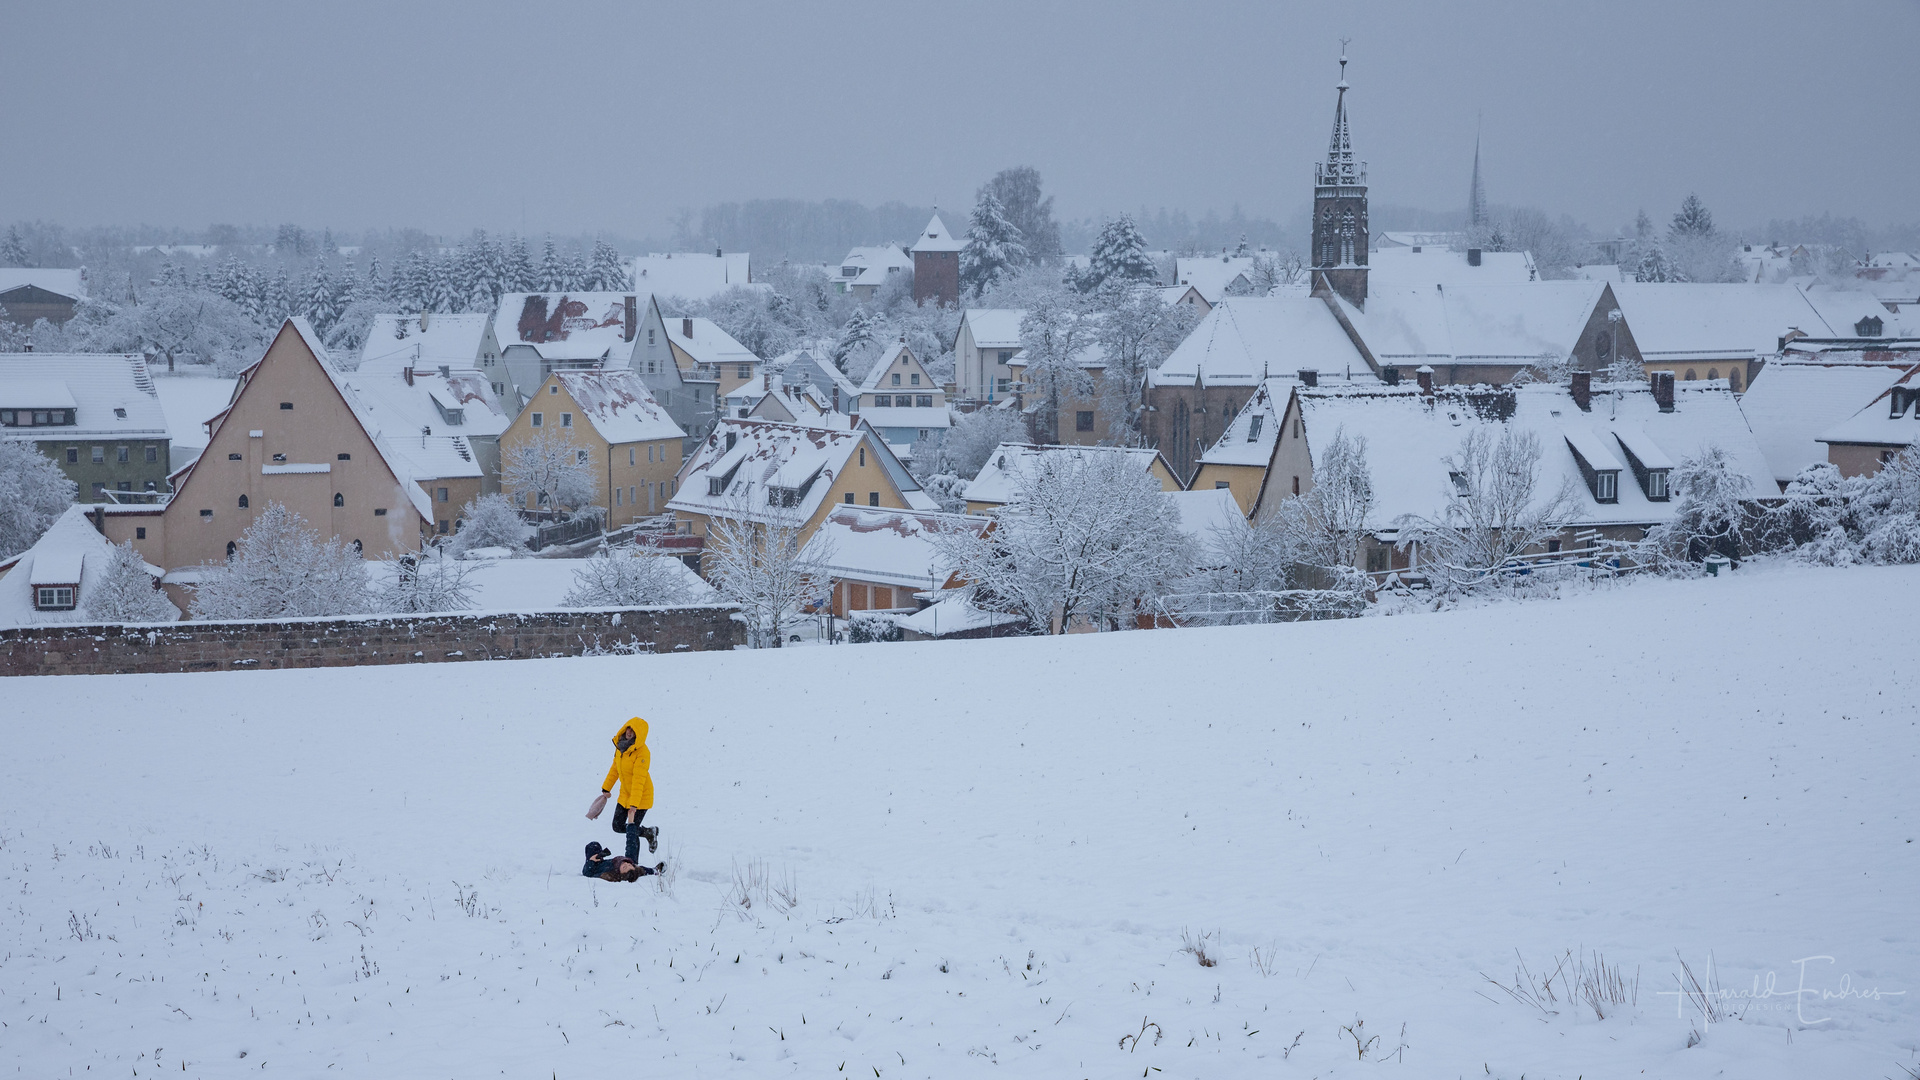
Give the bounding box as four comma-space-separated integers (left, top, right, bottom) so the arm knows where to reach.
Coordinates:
1468, 129, 1489, 231
1311, 52, 1368, 309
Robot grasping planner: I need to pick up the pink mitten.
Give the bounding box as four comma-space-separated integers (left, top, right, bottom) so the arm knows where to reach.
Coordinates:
586, 792, 610, 820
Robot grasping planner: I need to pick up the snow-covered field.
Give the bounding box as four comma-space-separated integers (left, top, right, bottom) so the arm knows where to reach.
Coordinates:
3, 564, 1915, 1078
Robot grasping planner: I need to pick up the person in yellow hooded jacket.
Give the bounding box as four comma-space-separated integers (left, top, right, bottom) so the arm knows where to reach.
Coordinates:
586, 718, 660, 873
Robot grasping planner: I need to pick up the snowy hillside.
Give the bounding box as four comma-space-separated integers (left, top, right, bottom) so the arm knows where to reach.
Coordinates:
3, 565, 1915, 1078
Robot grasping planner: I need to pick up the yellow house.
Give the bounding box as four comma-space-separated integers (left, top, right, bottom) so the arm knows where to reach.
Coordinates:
499, 370, 687, 530
101, 318, 434, 572
660, 313, 761, 398
961, 442, 1181, 515
1007, 350, 1111, 446
1190, 378, 1303, 516
667, 417, 941, 573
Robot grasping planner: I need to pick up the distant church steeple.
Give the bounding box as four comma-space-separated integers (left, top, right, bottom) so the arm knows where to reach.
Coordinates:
1468, 122, 1489, 231
1310, 48, 1369, 309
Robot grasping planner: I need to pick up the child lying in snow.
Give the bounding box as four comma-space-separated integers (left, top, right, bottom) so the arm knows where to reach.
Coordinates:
581, 842, 663, 882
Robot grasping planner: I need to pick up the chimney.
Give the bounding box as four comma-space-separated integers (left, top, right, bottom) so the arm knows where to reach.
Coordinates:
1416, 365, 1435, 398
763, 371, 771, 391
715, 246, 723, 258
1571, 370, 1592, 411
682, 317, 693, 338
1381, 365, 1400, 386
1467, 248, 1482, 267
1297, 369, 1318, 387
623, 295, 636, 341
1652, 370, 1675, 412
832, 385, 841, 412
403, 366, 414, 387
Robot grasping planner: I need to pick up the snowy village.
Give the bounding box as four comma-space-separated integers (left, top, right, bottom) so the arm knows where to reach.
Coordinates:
0, 5, 1915, 1078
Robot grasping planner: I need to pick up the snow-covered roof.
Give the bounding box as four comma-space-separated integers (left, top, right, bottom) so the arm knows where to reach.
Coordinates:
1174, 256, 1255, 304
1738, 361, 1912, 481
493, 292, 636, 363
959, 309, 1026, 349
1800, 289, 1908, 338
1199, 377, 1292, 467
1846, 264, 1920, 305
1366, 247, 1536, 287
964, 443, 1169, 506
1298, 380, 1775, 530
1151, 297, 1369, 388
668, 419, 910, 526
630, 252, 752, 302
152, 374, 237, 453
551, 370, 685, 445
781, 350, 861, 404
0, 354, 169, 441
664, 315, 757, 367
357, 313, 492, 373
1611, 283, 1844, 363
1339, 283, 1603, 366
1374, 231, 1462, 250
837, 245, 911, 289
802, 505, 988, 590
0, 268, 86, 300
344, 369, 511, 440
1571, 264, 1623, 282
0, 505, 169, 629
891, 591, 1021, 637
1817, 365, 1920, 449
854, 406, 952, 432
909, 213, 963, 254
1165, 487, 1244, 561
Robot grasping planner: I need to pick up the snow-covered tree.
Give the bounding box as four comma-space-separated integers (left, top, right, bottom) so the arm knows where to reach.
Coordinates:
0, 226, 29, 266
0, 442, 78, 558
959, 190, 1026, 298
1017, 290, 1094, 443
938, 449, 1193, 633
1185, 490, 1371, 623
1509, 350, 1579, 386
1249, 249, 1307, 293
704, 502, 830, 648
695, 285, 803, 360
918, 406, 1029, 483
830, 306, 881, 374
77, 286, 267, 374
1074, 215, 1157, 293
81, 541, 178, 623
1642, 445, 1754, 569
1297, 428, 1376, 573
563, 545, 693, 607
1669, 194, 1715, 239
1396, 427, 1579, 590
505, 235, 536, 292
536, 238, 564, 292
501, 426, 600, 515
188, 503, 370, 620
560, 246, 588, 292
1091, 284, 1200, 444
372, 552, 476, 613
588, 239, 630, 291
1634, 240, 1687, 283
446, 492, 533, 555
983, 166, 1062, 265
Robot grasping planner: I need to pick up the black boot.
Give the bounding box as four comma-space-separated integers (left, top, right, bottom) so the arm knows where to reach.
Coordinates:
639, 825, 659, 854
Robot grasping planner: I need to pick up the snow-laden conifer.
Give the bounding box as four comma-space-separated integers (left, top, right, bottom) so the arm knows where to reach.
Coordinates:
0, 442, 77, 558
83, 542, 178, 623
445, 493, 533, 556
959, 190, 1026, 298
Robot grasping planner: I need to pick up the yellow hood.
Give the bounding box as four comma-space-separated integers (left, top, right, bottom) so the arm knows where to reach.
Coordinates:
613, 717, 648, 747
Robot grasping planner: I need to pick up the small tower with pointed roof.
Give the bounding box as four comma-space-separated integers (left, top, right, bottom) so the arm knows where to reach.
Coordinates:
910, 209, 962, 308
1310, 50, 1369, 309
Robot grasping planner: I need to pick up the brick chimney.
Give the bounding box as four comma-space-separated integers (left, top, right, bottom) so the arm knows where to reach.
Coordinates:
623, 296, 636, 342
1571, 370, 1592, 411
1651, 370, 1675, 412
763, 371, 771, 391
1416, 365, 1434, 398
682, 317, 693, 338
1297, 369, 1318, 387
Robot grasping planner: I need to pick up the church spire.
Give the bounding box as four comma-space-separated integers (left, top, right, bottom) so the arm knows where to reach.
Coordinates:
1468, 121, 1488, 230
1310, 46, 1368, 308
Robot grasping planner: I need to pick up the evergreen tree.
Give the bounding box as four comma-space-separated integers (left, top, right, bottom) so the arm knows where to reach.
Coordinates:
428, 249, 458, 313
0, 226, 29, 266
363, 255, 389, 306
263, 266, 293, 323
1670, 194, 1715, 239
1634, 240, 1687, 283
299, 257, 338, 335
560, 245, 588, 292
392, 251, 431, 313
959, 190, 1026, 297
1634, 209, 1653, 239
537, 237, 564, 292
1075, 215, 1156, 293
589, 239, 630, 290
505, 235, 535, 292
983, 166, 1061, 265
830, 307, 880, 373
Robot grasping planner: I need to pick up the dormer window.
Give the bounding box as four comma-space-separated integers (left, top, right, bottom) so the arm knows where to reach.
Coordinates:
1449, 471, 1469, 496
768, 485, 801, 508
113, 407, 126, 419
1857, 316, 1884, 337
1594, 471, 1618, 502
708, 476, 726, 496
1645, 469, 1669, 500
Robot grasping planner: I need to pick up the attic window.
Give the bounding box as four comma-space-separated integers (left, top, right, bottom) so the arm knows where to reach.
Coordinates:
279, 402, 293, 410
113, 407, 127, 419
1247, 415, 1264, 442
374, 508, 388, 516
1594, 471, 1618, 503
708, 476, 727, 496
1857, 316, 1884, 337
272, 453, 286, 463
1646, 469, 1670, 500
768, 485, 801, 508
228, 452, 242, 461
1449, 472, 1469, 496
549, 385, 558, 394
337, 453, 351, 460
35, 586, 75, 611
891, 373, 902, 386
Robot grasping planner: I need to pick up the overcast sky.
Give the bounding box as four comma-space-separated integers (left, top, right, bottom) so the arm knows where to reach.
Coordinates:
3, 1, 1913, 239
